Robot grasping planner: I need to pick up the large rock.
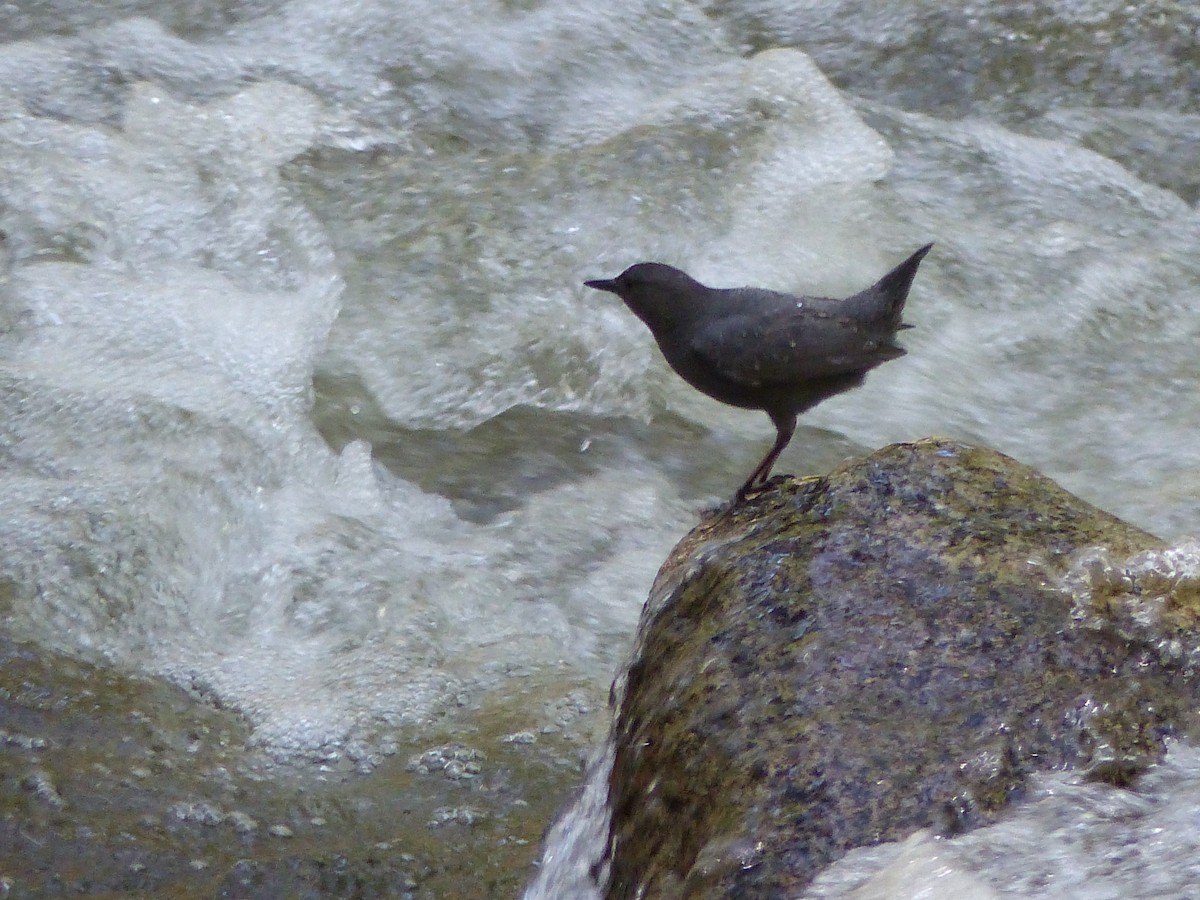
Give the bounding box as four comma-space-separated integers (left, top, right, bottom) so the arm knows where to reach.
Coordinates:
605, 438, 1200, 898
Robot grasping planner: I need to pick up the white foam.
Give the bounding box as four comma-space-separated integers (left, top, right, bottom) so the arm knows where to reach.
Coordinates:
2, 0, 1198, 762
805, 743, 1200, 899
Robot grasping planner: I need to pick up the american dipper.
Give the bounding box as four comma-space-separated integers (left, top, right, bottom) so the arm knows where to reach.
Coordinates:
585, 244, 932, 500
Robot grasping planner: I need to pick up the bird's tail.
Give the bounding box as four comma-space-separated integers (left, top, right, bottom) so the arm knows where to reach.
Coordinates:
845, 243, 933, 331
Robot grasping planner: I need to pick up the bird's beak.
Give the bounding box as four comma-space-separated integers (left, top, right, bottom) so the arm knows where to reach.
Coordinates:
584, 278, 619, 294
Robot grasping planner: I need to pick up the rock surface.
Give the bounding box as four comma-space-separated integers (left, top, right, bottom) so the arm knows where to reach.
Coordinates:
605, 438, 1200, 898
0, 632, 597, 898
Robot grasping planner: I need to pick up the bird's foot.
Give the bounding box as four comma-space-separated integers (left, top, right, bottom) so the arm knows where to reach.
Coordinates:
734, 474, 792, 505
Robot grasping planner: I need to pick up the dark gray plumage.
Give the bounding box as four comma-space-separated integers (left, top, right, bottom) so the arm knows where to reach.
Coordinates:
585, 244, 932, 500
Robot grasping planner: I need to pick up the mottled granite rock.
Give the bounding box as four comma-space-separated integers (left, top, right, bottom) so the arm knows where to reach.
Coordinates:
605, 438, 1200, 899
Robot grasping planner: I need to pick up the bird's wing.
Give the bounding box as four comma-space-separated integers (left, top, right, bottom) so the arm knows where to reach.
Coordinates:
691, 304, 905, 388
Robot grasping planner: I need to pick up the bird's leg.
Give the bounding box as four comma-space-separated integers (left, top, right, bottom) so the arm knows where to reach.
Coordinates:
736, 412, 797, 501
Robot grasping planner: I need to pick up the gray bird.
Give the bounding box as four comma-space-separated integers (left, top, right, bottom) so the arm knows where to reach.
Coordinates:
585, 244, 932, 500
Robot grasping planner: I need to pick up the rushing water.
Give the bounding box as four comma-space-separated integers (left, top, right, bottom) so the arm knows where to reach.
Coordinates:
0, 0, 1198, 894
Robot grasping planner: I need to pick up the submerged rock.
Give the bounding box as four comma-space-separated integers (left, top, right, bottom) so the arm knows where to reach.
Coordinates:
0, 632, 596, 898
604, 438, 1200, 898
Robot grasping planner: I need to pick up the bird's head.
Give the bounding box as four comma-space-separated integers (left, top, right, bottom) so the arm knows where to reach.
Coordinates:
584, 262, 705, 333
